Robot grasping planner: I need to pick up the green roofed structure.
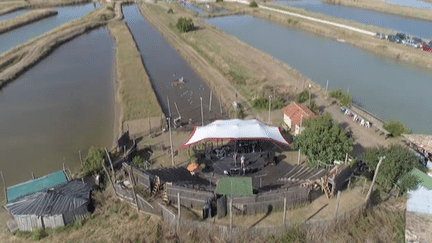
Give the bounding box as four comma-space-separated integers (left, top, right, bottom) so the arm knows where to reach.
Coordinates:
6, 170, 67, 203
215, 177, 253, 196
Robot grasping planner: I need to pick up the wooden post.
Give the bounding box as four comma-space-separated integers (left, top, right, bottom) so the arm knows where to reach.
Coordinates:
283, 197, 287, 225
169, 117, 174, 166
229, 196, 233, 232
105, 147, 115, 182
102, 160, 115, 194
32, 172, 35, 180
334, 191, 341, 222
79, 150, 84, 168
219, 94, 223, 115
297, 149, 301, 165
365, 156, 385, 204
148, 113, 151, 137
345, 153, 348, 164
200, 97, 203, 126
128, 168, 139, 212
177, 192, 181, 230
209, 91, 212, 112
1, 171, 7, 203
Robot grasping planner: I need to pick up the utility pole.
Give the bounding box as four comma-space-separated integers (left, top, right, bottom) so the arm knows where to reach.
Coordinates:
308, 84, 312, 107
365, 156, 385, 204
283, 197, 287, 225
268, 95, 272, 124
334, 191, 341, 222
168, 117, 174, 166
326, 80, 329, 92
297, 114, 303, 165
200, 97, 204, 126
209, 91, 212, 112
167, 96, 172, 118
219, 94, 223, 115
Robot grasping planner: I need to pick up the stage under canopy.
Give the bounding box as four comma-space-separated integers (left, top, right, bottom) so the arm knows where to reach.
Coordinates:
180, 119, 290, 149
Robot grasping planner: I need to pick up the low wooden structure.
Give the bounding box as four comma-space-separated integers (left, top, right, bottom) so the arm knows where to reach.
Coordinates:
4, 180, 91, 231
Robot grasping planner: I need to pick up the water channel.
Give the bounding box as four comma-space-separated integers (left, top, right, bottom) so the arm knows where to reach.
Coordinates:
205, 15, 432, 134
0, 3, 98, 54
276, 0, 432, 39
0, 28, 114, 197
382, 0, 432, 9
123, 5, 225, 124
0, 9, 27, 22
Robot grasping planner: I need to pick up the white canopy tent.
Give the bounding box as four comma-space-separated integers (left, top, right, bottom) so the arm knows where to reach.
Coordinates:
180, 119, 289, 148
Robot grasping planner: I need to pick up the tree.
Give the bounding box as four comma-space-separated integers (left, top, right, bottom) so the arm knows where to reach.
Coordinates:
291, 113, 353, 167
83, 146, 106, 176
360, 145, 419, 193
329, 88, 352, 106
383, 120, 410, 137
398, 173, 420, 195
167, 8, 174, 14
249, 1, 258, 7
176, 17, 194, 33
252, 97, 285, 110
132, 156, 144, 167
295, 89, 309, 103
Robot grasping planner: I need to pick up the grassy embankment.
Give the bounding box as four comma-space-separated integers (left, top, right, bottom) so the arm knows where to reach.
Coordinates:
0, 3, 115, 88
0, 0, 91, 16
107, 19, 163, 138
318, 0, 432, 23
0, 9, 58, 34
219, 2, 432, 71
139, 2, 319, 124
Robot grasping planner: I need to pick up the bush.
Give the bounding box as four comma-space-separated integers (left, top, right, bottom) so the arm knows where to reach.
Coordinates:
32, 229, 48, 241
228, 69, 247, 85
83, 146, 106, 176
295, 89, 309, 103
329, 88, 352, 106
106, 6, 113, 11
132, 156, 144, 167
252, 97, 285, 110
383, 120, 410, 137
216, 0, 223, 2
308, 99, 318, 113
176, 17, 194, 33
398, 173, 420, 195
167, 8, 173, 14
249, 1, 258, 7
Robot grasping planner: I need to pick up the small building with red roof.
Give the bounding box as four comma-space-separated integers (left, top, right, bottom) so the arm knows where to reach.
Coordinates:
282, 102, 316, 135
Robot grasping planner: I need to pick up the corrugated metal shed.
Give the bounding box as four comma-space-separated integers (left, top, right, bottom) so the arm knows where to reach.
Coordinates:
405, 168, 432, 215
6, 171, 67, 202
215, 177, 253, 196
5, 180, 90, 216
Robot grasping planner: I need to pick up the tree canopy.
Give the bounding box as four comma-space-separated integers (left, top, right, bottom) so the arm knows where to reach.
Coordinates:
383, 120, 410, 137
291, 113, 353, 167
176, 17, 194, 33
360, 145, 419, 193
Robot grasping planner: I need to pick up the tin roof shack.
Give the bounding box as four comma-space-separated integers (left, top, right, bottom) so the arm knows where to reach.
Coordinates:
4, 180, 91, 231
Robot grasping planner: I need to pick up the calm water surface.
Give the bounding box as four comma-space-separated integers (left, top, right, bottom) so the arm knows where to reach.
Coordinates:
206, 15, 432, 134
180, 2, 206, 14
383, 0, 432, 9
0, 9, 27, 22
0, 3, 98, 54
0, 28, 114, 196
276, 0, 432, 39
123, 5, 224, 124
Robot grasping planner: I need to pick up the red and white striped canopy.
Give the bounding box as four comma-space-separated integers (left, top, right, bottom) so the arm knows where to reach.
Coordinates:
180, 119, 289, 148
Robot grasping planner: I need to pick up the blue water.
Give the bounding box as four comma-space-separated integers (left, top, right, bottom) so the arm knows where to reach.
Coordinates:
383, 0, 432, 9
0, 9, 27, 22
276, 0, 432, 39
206, 15, 432, 134
0, 3, 98, 54
180, 2, 206, 14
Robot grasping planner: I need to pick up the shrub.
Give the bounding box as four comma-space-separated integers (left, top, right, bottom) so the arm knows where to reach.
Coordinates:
216, 0, 223, 2
32, 229, 48, 241
329, 88, 352, 106
398, 173, 420, 195
295, 89, 309, 103
106, 6, 113, 11
249, 1, 258, 7
176, 17, 194, 33
252, 97, 285, 110
83, 146, 106, 176
167, 8, 174, 14
132, 156, 144, 167
308, 99, 318, 113
228, 69, 247, 85
383, 120, 410, 137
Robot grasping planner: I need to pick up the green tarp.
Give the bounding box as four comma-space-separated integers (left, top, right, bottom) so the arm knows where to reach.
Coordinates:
215, 177, 253, 196
6, 171, 67, 202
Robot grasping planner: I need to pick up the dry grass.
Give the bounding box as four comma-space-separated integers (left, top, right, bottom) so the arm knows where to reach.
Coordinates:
318, 0, 432, 22
108, 19, 163, 132
0, 3, 115, 88
0, 9, 57, 34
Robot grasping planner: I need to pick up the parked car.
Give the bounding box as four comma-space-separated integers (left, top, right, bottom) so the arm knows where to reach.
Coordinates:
396, 32, 409, 41
388, 35, 402, 43
403, 39, 422, 48
375, 32, 386, 39
423, 45, 432, 52
412, 36, 426, 46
